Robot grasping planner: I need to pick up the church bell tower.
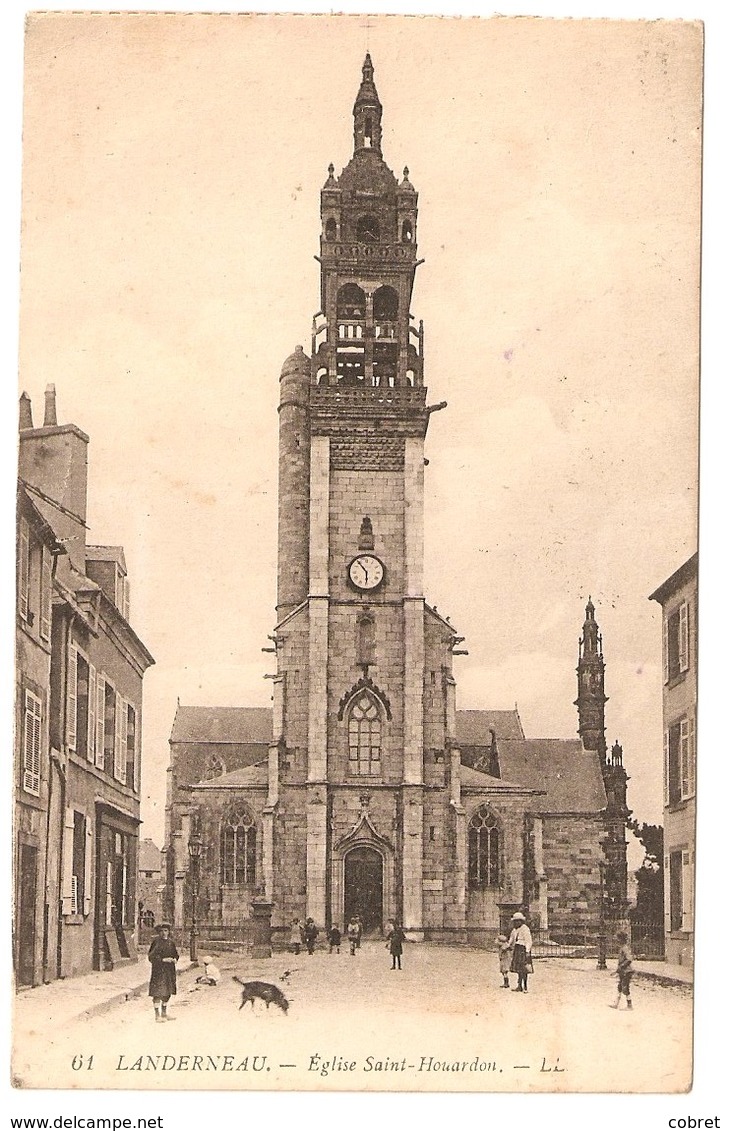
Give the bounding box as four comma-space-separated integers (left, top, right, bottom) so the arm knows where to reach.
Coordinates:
575, 598, 607, 757
272, 56, 456, 936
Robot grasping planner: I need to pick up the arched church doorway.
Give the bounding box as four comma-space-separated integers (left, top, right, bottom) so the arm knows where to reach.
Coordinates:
344, 846, 383, 935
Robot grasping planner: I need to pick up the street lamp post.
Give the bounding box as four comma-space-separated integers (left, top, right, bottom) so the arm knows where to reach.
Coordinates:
597, 859, 607, 970
187, 830, 203, 966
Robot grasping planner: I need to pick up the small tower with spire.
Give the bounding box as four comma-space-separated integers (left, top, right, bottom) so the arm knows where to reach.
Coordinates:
574, 599, 630, 911
574, 597, 607, 758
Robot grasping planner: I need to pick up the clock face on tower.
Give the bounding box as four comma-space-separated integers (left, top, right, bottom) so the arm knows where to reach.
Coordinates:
348, 554, 385, 592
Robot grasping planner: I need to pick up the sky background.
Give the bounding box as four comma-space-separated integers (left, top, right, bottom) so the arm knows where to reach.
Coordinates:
18, 14, 701, 855
4, 3, 729, 1126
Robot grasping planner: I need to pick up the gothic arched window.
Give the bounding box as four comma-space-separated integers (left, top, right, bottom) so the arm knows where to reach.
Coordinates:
468, 806, 500, 889
325, 217, 337, 241
220, 807, 256, 885
348, 692, 382, 776
401, 219, 413, 243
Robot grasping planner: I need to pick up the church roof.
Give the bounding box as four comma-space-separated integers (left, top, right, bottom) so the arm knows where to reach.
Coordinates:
496, 739, 607, 814
187, 760, 269, 790
460, 765, 544, 794
170, 706, 272, 745
336, 149, 399, 194
456, 709, 525, 744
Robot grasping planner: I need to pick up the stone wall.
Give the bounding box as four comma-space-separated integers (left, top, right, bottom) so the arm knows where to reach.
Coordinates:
542, 813, 603, 936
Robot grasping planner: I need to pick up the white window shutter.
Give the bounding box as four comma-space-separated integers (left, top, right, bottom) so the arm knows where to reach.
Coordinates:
62, 808, 75, 915
95, 678, 106, 769
680, 718, 690, 799
679, 600, 689, 672
66, 642, 77, 751
133, 704, 139, 791
114, 691, 124, 781
681, 850, 693, 932
688, 716, 696, 797
87, 665, 96, 763
23, 690, 42, 794
662, 615, 669, 685
119, 699, 128, 785
40, 546, 52, 641
19, 518, 30, 620
663, 730, 669, 806
84, 818, 93, 915
663, 855, 671, 933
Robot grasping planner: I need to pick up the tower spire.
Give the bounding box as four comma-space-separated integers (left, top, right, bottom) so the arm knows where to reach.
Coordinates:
574, 597, 607, 756
353, 53, 382, 155
314, 55, 422, 389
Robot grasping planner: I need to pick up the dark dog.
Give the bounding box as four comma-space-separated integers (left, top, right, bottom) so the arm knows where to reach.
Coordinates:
233, 976, 289, 1014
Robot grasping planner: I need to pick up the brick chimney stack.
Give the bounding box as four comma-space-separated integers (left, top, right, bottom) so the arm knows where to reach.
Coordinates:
44, 384, 58, 426
19, 392, 34, 431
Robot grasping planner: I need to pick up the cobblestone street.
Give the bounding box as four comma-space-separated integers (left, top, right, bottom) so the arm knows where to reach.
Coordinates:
13, 943, 692, 1093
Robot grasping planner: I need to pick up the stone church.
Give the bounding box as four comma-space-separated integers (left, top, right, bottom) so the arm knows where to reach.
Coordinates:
162, 56, 629, 945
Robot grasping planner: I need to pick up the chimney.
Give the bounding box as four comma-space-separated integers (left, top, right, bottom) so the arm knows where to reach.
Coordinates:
19, 392, 33, 431
44, 384, 58, 426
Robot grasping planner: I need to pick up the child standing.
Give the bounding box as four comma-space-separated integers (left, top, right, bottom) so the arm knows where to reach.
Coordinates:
328, 925, 342, 953
290, 917, 303, 955
497, 934, 511, 989
303, 917, 319, 955
387, 922, 405, 970
612, 930, 634, 1009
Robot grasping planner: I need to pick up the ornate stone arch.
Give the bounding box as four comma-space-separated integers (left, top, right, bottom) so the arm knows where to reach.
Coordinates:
337, 675, 391, 721
331, 798, 395, 934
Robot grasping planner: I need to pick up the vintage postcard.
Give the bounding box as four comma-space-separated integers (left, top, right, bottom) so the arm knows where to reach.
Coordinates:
11, 12, 702, 1096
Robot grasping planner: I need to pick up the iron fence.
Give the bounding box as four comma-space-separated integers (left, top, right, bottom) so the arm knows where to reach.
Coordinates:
140, 916, 664, 961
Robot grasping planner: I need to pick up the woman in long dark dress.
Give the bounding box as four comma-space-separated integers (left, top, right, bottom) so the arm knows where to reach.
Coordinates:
148, 923, 179, 1022
387, 922, 405, 970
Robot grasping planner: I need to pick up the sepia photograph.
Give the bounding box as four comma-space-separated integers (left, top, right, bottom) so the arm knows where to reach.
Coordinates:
7, 6, 712, 1107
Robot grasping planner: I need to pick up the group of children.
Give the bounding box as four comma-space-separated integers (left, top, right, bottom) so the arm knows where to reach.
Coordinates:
496, 919, 634, 1008
289, 914, 405, 965
290, 915, 363, 956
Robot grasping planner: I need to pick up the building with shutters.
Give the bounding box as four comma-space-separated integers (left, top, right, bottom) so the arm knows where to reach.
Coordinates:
15, 386, 154, 984
15, 483, 66, 988
162, 57, 630, 948
650, 553, 698, 968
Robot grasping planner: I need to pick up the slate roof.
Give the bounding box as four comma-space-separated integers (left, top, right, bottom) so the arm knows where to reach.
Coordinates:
170, 706, 273, 745
337, 150, 399, 194
496, 739, 607, 814
86, 544, 127, 572
460, 765, 545, 795
456, 709, 525, 744
187, 761, 269, 790
139, 838, 162, 871
648, 552, 698, 605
